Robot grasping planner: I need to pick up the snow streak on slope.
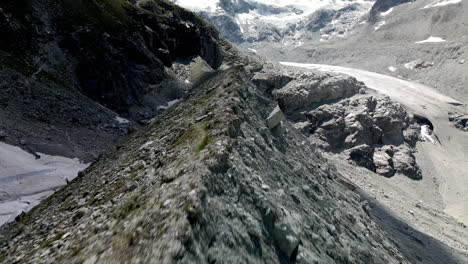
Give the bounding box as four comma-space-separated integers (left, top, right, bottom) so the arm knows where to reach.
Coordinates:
0, 142, 89, 226
415, 36, 446, 43
423, 0, 463, 9
380, 7, 393, 16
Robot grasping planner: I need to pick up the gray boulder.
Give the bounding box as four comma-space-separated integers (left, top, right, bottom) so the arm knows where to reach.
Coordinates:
266, 105, 285, 130
273, 73, 363, 112
393, 146, 422, 180
292, 93, 421, 178
373, 147, 395, 177
273, 222, 300, 260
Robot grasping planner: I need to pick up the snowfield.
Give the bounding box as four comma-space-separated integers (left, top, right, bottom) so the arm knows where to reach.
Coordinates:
0, 142, 89, 226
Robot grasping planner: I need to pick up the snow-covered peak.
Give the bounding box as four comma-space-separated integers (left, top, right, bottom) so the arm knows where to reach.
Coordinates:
172, 0, 374, 45
174, 0, 372, 20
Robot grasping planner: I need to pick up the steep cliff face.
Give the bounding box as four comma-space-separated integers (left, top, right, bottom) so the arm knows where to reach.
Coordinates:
368, 0, 413, 23
0, 0, 225, 160
0, 65, 413, 264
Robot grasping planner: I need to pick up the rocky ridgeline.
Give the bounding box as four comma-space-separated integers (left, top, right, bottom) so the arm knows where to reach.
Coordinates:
253, 66, 422, 179
0, 1, 448, 263
0, 62, 414, 263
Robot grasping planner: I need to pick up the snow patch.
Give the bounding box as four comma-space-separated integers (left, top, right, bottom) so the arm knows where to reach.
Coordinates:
415, 36, 446, 43
374, 21, 386, 31
423, 0, 462, 9
404, 62, 415, 70
420, 125, 435, 144
115, 116, 130, 124
248, 48, 257, 53
388, 66, 397, 72
380, 8, 393, 16
157, 99, 181, 110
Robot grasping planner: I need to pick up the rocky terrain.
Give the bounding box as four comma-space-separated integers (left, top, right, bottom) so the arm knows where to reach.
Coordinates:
259, 0, 468, 104
252, 66, 423, 179
183, 0, 467, 103
0, 0, 226, 224
1, 0, 467, 263
3, 51, 468, 262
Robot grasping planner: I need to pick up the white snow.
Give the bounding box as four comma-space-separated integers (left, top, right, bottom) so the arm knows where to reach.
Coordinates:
388, 66, 397, 72
172, 0, 219, 12
248, 48, 257, 53
0, 142, 89, 226
374, 21, 386, 31
380, 7, 393, 16
115, 116, 130, 124
157, 99, 181, 110
420, 125, 435, 144
423, 0, 462, 9
174, 0, 372, 29
415, 36, 446, 43
404, 62, 414, 70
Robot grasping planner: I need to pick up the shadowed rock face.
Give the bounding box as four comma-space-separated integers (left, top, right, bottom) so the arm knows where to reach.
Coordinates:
0, 0, 225, 161
1, 0, 223, 115
368, 0, 414, 23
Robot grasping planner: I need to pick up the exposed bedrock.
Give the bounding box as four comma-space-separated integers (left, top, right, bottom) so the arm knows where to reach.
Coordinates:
255, 66, 422, 179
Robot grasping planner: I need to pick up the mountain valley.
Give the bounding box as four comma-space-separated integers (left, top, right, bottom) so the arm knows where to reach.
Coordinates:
0, 0, 467, 263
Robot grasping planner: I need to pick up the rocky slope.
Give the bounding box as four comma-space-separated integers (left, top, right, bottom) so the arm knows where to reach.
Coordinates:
1, 0, 467, 263
1, 63, 418, 263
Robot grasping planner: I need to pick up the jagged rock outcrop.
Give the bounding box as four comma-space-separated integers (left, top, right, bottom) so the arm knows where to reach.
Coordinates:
368, 0, 414, 23
247, 65, 421, 179
269, 75, 421, 179
0, 65, 412, 263
305, 95, 421, 179
449, 112, 468, 132
252, 68, 365, 112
